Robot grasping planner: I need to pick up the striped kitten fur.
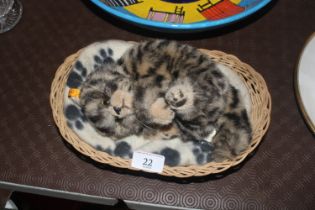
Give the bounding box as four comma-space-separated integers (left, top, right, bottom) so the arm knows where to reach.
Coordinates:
79, 62, 141, 139
80, 40, 252, 161
79, 58, 178, 140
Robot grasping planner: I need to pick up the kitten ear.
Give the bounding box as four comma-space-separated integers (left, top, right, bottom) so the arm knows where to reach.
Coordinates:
214, 76, 229, 95
202, 70, 229, 95
210, 65, 232, 95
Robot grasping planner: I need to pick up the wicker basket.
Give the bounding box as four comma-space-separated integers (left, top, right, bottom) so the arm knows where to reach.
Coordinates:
50, 49, 271, 178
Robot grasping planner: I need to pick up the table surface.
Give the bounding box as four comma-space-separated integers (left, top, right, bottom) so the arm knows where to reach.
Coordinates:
1, 0, 315, 209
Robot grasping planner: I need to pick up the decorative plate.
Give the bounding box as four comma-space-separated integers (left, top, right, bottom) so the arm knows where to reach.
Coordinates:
90, 0, 272, 31
296, 33, 315, 134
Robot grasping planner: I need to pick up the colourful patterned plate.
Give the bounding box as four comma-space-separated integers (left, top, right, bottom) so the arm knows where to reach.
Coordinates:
90, 0, 272, 31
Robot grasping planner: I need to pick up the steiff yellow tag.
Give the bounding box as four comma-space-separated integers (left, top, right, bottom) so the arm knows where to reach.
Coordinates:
68, 88, 80, 98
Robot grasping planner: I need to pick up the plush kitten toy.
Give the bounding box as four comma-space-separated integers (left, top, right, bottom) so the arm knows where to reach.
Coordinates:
79, 39, 252, 161
119, 39, 252, 161
80, 60, 179, 140
80, 62, 141, 139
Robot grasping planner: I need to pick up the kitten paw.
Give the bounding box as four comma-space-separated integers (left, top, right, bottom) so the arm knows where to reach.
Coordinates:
165, 86, 188, 108
150, 98, 175, 125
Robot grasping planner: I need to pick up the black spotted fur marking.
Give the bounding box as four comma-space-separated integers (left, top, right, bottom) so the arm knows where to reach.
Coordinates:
224, 112, 241, 127
65, 104, 86, 132
148, 67, 156, 75
117, 58, 123, 65
98, 127, 115, 136
107, 48, 113, 56
103, 57, 114, 64
192, 141, 214, 165
193, 147, 201, 155
136, 47, 143, 62
200, 141, 214, 152
75, 61, 84, 70
197, 153, 206, 164
97, 48, 115, 65
212, 69, 224, 78
100, 49, 107, 58
67, 72, 82, 88
94, 55, 102, 64
134, 86, 145, 102
114, 142, 131, 158
74, 61, 88, 78
230, 86, 240, 108
154, 75, 164, 87
89, 78, 104, 86
106, 81, 118, 92
89, 115, 102, 124
160, 148, 180, 167
75, 120, 83, 130
65, 105, 81, 120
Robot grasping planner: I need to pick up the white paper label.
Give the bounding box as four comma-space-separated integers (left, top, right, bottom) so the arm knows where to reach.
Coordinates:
131, 151, 165, 173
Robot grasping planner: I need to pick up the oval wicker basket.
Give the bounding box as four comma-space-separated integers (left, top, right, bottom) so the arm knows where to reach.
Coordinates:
50, 49, 271, 178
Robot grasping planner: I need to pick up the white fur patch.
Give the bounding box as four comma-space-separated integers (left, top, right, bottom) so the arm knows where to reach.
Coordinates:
217, 63, 252, 114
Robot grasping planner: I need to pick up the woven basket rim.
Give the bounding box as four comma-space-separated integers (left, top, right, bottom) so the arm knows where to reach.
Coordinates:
50, 48, 271, 178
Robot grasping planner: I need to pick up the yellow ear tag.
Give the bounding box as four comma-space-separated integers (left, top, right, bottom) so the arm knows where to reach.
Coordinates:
68, 88, 80, 98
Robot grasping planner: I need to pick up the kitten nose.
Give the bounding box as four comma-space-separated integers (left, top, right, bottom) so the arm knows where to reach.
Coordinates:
113, 107, 121, 115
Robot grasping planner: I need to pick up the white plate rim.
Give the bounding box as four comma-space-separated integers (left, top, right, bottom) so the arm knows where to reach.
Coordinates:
295, 32, 315, 134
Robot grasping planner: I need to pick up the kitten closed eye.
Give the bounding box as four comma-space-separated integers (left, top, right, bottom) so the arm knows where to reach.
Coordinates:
102, 99, 110, 106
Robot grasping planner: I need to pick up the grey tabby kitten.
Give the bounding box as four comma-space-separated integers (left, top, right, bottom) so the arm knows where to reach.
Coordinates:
80, 39, 252, 161
79, 62, 142, 139
119, 40, 252, 161
79, 60, 178, 140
